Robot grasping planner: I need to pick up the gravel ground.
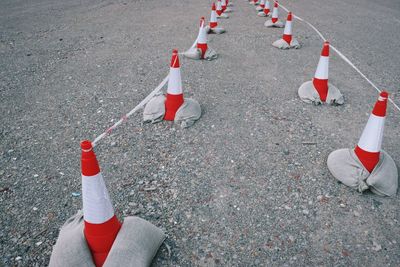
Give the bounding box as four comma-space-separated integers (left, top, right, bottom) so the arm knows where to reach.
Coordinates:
1, 0, 399, 266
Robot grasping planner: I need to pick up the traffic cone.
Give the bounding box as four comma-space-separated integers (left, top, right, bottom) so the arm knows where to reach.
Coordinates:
264, 1, 284, 27
354, 92, 388, 173
221, 0, 232, 12
164, 49, 184, 121
217, 0, 229, 18
197, 17, 208, 59
81, 140, 121, 267
327, 91, 397, 197
208, 2, 226, 34
313, 41, 330, 101
257, 0, 270, 16
298, 41, 344, 105
272, 12, 300, 49
256, 0, 265, 11
250, 0, 258, 5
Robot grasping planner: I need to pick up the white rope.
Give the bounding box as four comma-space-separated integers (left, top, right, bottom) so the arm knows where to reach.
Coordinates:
277, 2, 400, 113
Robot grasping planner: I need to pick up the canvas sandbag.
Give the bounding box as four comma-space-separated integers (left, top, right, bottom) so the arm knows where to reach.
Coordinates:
143, 92, 165, 124
264, 19, 284, 28
272, 38, 300, 49
298, 80, 344, 105
327, 148, 398, 196
174, 98, 202, 128
49, 211, 165, 267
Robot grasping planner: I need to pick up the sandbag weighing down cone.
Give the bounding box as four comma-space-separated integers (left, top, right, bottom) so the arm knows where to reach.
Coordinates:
227, 0, 233, 7
257, 0, 270, 17
221, 0, 233, 13
256, 0, 265, 11
264, 1, 284, 27
207, 2, 226, 34
49, 141, 165, 267
217, 0, 229, 18
143, 49, 202, 128
327, 92, 398, 197
183, 17, 218, 61
272, 12, 300, 49
298, 41, 344, 105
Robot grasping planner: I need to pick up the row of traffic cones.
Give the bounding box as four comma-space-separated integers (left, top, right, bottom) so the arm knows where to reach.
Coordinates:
71, 2, 235, 266
247, 0, 397, 195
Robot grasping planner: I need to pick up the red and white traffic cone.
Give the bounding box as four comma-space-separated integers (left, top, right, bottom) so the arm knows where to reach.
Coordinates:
258, 0, 270, 16
217, 0, 229, 18
354, 92, 388, 173
256, 0, 265, 11
313, 41, 330, 102
250, 0, 258, 5
164, 50, 184, 121
264, 1, 284, 27
272, 12, 300, 49
210, 3, 218, 29
197, 17, 208, 59
298, 41, 343, 105
221, 0, 227, 11
81, 140, 121, 267
208, 3, 226, 34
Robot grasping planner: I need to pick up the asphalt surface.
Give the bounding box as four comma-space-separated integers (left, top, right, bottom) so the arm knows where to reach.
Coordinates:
1, 0, 399, 266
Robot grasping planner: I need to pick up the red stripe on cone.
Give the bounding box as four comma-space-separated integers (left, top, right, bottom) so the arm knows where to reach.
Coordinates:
81, 140, 121, 267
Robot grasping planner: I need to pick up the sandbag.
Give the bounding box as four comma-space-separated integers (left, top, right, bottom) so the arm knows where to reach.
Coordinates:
298, 80, 344, 105
257, 12, 269, 17
208, 27, 226, 34
217, 13, 229, 19
174, 98, 202, 128
49, 211, 165, 267
327, 148, 398, 196
143, 92, 165, 124
264, 19, 284, 28
49, 211, 94, 267
183, 47, 218, 61
272, 38, 300, 49
143, 94, 202, 128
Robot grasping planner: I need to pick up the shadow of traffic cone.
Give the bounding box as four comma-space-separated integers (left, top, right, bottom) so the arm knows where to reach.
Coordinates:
355, 92, 388, 173
264, 1, 284, 27
298, 41, 344, 105
257, 0, 270, 16
272, 12, 300, 49
164, 49, 184, 120
208, 3, 226, 34
81, 140, 121, 267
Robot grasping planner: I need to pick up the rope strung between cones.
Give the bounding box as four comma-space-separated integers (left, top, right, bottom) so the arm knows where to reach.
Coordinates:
278, 2, 400, 113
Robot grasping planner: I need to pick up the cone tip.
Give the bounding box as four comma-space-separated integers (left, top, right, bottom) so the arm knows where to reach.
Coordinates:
81, 140, 93, 152
380, 91, 389, 99
172, 49, 178, 54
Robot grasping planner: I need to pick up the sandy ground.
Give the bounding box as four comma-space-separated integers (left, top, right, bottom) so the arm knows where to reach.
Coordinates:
1, 0, 400, 266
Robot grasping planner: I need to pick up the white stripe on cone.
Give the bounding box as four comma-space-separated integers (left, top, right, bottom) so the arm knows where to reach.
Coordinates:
82, 172, 114, 224
314, 56, 329, 79
198, 23, 208, 44
210, 8, 217, 24
272, 4, 278, 18
167, 68, 182, 95
265, 0, 270, 10
283, 20, 292, 35
357, 114, 385, 152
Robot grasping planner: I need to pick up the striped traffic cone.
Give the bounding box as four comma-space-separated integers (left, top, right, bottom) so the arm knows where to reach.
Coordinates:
221, 0, 227, 11
217, 0, 229, 18
354, 92, 388, 173
164, 49, 184, 121
313, 41, 330, 101
264, 1, 284, 27
208, 3, 226, 34
298, 41, 343, 105
210, 3, 218, 29
197, 17, 208, 59
256, 0, 265, 11
272, 12, 300, 49
257, 0, 270, 16
81, 140, 121, 267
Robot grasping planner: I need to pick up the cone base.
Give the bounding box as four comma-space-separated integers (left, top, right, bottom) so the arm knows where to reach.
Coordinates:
272, 38, 300, 49
264, 19, 284, 28
298, 80, 344, 105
